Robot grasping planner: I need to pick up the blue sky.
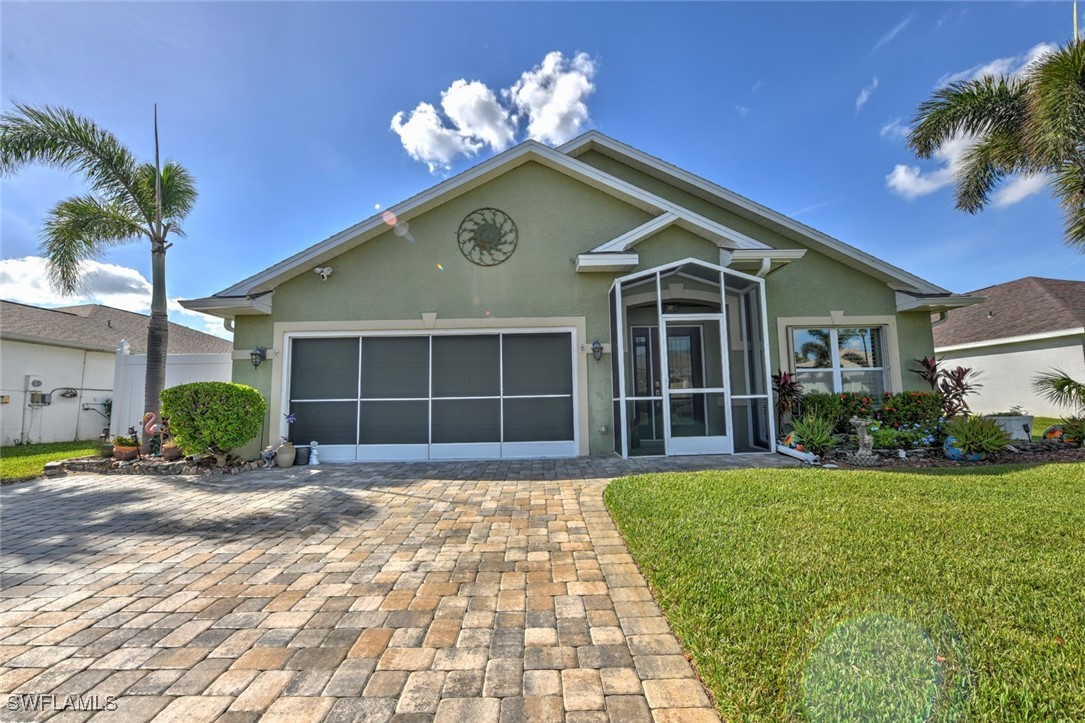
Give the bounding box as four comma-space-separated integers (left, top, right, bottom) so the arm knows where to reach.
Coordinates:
2, 1, 1082, 337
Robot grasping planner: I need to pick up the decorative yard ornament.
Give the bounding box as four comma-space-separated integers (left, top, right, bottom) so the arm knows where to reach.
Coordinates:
850, 416, 880, 467
309, 441, 320, 465
261, 446, 278, 469
457, 208, 518, 266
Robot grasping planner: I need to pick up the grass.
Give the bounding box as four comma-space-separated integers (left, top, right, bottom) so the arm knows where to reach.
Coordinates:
0, 441, 100, 482
605, 463, 1085, 721
1032, 416, 1060, 439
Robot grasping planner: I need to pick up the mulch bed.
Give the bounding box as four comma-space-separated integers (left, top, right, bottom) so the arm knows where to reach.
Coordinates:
828, 440, 1084, 469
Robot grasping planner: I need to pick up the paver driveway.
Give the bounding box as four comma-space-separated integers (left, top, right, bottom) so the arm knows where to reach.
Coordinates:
0, 456, 793, 722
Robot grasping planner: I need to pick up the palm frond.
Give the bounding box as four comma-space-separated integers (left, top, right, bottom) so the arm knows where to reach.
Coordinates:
1051, 162, 1085, 250
135, 160, 198, 230
908, 77, 1029, 159
0, 103, 149, 224
1023, 41, 1085, 164
955, 132, 1029, 213
41, 194, 146, 293
1034, 369, 1085, 413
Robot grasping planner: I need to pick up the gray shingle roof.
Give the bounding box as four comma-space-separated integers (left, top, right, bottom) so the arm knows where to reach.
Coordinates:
0, 301, 233, 354
933, 277, 1085, 348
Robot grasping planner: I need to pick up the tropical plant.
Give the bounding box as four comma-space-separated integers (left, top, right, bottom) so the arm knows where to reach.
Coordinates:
771, 370, 803, 429
160, 382, 266, 467
0, 104, 198, 416
910, 356, 942, 391
1059, 416, 1085, 447
794, 329, 868, 369
791, 414, 836, 456
938, 366, 983, 418
112, 435, 136, 447
907, 39, 1085, 252
1033, 369, 1085, 414
945, 415, 1009, 457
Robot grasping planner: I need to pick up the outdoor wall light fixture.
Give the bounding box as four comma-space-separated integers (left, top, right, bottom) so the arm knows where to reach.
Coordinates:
591, 340, 603, 361
250, 347, 267, 369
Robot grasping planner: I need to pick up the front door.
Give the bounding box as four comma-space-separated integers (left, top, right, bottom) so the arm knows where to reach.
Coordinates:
662, 317, 731, 455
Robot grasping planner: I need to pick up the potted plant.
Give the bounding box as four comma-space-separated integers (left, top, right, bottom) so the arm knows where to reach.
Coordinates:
112, 435, 139, 461
277, 412, 297, 467
944, 415, 1009, 461
984, 406, 1034, 441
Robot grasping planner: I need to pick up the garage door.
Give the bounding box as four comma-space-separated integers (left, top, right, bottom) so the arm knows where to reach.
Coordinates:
286, 331, 576, 461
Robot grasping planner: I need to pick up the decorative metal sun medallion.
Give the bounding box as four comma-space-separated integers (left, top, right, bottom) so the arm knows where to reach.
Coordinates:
457, 208, 518, 267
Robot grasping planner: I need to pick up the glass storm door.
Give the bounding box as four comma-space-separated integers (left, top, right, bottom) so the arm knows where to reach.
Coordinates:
662, 317, 731, 455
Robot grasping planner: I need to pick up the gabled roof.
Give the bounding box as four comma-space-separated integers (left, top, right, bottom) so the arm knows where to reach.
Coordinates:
558, 131, 950, 295
0, 301, 233, 354
185, 132, 955, 319
193, 140, 770, 313
933, 277, 1085, 349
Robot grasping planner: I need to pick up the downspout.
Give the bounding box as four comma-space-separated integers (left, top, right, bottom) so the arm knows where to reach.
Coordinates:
931, 311, 948, 325
756, 257, 772, 278
224, 318, 235, 333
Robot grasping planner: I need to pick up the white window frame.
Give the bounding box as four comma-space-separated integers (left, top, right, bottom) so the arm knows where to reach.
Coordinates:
789, 326, 887, 394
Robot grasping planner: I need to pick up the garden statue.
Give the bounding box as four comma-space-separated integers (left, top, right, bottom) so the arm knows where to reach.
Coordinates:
309, 441, 320, 466
849, 416, 880, 467
260, 446, 278, 469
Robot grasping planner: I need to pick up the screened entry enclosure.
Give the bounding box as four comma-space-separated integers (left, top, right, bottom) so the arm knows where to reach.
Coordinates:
286, 331, 576, 461
610, 259, 775, 457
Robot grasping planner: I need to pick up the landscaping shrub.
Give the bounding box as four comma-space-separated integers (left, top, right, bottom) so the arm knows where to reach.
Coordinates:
791, 414, 836, 456
801, 391, 944, 440
1059, 416, 1085, 447
945, 415, 1009, 456
160, 382, 266, 466
798, 392, 843, 429
868, 422, 941, 450
879, 392, 944, 429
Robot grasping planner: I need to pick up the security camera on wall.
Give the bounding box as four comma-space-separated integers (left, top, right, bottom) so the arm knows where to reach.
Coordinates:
314, 267, 333, 281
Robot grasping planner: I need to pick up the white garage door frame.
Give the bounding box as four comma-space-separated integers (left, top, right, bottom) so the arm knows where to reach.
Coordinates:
275, 322, 584, 462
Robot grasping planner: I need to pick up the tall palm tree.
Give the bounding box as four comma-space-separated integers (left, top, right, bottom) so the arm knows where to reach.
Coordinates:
0, 103, 197, 416
908, 39, 1085, 252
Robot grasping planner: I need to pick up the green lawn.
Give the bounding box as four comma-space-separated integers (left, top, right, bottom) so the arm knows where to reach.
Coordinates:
1032, 416, 1060, 439
0, 441, 99, 482
605, 463, 1085, 721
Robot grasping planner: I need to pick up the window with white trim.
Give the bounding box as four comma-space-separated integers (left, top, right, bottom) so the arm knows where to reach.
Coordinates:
790, 327, 886, 396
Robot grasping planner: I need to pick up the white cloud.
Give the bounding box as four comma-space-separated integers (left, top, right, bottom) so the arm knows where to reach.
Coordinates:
390, 102, 480, 173
0, 256, 231, 339
885, 132, 973, 199
751, 79, 763, 92
870, 13, 915, 55
937, 42, 1057, 86
440, 80, 516, 152
856, 77, 879, 111
506, 51, 597, 145
880, 118, 909, 140
391, 51, 597, 172
735, 106, 749, 117
992, 173, 1049, 207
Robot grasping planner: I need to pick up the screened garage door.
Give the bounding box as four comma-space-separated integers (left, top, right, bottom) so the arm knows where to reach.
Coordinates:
286, 331, 576, 461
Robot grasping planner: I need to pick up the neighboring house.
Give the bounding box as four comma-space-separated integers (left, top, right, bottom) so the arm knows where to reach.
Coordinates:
934, 277, 1085, 417
0, 301, 233, 444
183, 132, 975, 461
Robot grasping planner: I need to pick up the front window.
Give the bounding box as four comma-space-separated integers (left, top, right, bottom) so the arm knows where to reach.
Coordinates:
791, 327, 885, 396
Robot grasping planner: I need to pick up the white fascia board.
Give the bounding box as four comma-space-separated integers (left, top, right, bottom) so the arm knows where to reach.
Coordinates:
216, 140, 769, 297
592, 212, 766, 255
895, 291, 983, 313
575, 253, 640, 272
179, 293, 273, 319
559, 131, 948, 295
593, 214, 679, 252
935, 327, 1085, 353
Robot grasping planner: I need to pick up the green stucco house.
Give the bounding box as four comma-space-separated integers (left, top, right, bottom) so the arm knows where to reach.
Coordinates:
183, 132, 973, 461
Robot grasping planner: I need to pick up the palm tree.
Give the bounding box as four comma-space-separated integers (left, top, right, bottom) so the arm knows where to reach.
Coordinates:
1034, 369, 1085, 413
0, 103, 197, 416
908, 39, 1085, 252
796, 329, 866, 368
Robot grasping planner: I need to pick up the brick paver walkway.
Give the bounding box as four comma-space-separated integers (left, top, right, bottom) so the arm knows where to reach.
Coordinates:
0, 455, 795, 722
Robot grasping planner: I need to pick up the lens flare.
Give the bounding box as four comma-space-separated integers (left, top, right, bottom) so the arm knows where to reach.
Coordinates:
436, 263, 444, 271
381, 210, 398, 226
374, 203, 381, 210
394, 221, 410, 237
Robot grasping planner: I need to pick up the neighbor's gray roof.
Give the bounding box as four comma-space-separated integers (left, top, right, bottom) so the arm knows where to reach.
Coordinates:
0, 301, 233, 353
933, 277, 1085, 348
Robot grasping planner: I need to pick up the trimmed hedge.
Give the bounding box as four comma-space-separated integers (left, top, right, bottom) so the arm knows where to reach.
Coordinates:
800, 391, 944, 434
161, 382, 266, 464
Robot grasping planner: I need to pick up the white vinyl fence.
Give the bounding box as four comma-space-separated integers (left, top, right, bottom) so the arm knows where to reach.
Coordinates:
109, 340, 232, 438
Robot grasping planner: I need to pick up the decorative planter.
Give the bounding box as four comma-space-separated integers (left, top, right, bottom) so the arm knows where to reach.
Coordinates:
276, 440, 296, 467
294, 446, 310, 465
162, 444, 183, 461
99, 443, 114, 458
943, 437, 985, 462
986, 415, 1034, 441
113, 446, 139, 462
